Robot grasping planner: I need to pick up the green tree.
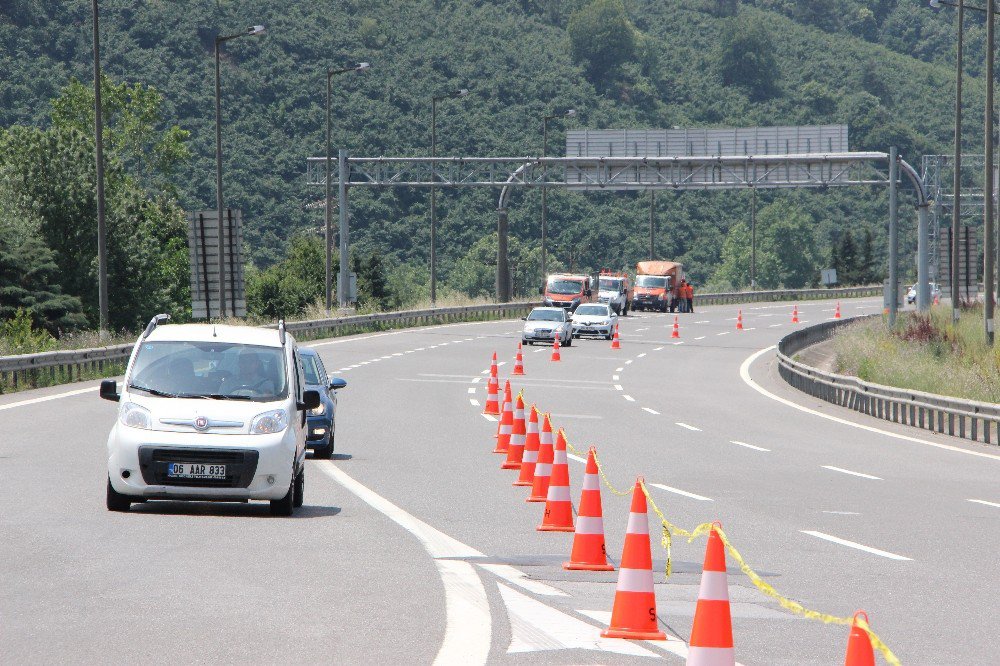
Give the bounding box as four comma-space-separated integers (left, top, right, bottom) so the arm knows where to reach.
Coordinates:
859, 228, 877, 284
712, 221, 753, 289
246, 235, 325, 319
836, 230, 859, 284
756, 201, 822, 288
567, 0, 637, 82
714, 14, 779, 100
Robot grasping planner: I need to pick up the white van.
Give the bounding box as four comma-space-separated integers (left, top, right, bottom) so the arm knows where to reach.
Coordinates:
100, 315, 320, 516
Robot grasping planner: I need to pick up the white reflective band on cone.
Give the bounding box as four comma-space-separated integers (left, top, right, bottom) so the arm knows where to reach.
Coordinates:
510, 434, 525, 445
574, 515, 604, 535
582, 473, 600, 490
546, 485, 571, 502
696, 570, 730, 602
521, 451, 537, 463
552, 451, 567, 465
615, 567, 654, 593
626, 511, 650, 535
534, 464, 551, 477
686, 646, 735, 665
500, 425, 512, 434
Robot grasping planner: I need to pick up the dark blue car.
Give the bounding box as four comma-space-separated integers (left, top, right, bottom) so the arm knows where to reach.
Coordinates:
298, 348, 347, 458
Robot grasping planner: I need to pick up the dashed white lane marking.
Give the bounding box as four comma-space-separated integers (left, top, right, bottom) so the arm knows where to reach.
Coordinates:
654, 346, 664, 351
676, 422, 701, 431
534, 348, 546, 353
637, 352, 647, 358
625, 360, 633, 365
482, 414, 498, 422
822, 465, 882, 480
642, 407, 660, 415
416, 347, 427, 351
800, 530, 912, 561
497, 361, 507, 367
615, 367, 624, 372
552, 414, 604, 420
623, 395, 636, 402
968, 499, 1000, 508
614, 385, 624, 391
694, 336, 706, 340
567, 453, 588, 464
467, 387, 477, 394
636, 327, 649, 332
318, 462, 491, 664
0, 384, 98, 411
649, 482, 714, 502
823, 511, 861, 515
759, 313, 774, 318
768, 324, 782, 328
673, 341, 684, 345
716, 331, 730, 337
471, 377, 482, 383
612, 375, 620, 381
469, 399, 480, 407
695, 320, 710, 324
405, 350, 415, 354
392, 352, 404, 356
730, 440, 770, 452
739, 346, 1000, 462
481, 370, 490, 375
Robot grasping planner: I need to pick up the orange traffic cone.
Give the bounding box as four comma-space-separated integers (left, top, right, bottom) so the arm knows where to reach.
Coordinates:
502, 393, 527, 470
564, 446, 615, 571
792, 305, 800, 323
512, 342, 525, 375
514, 405, 539, 487
483, 375, 500, 415
494, 380, 513, 454
494, 378, 512, 439
527, 414, 554, 502
671, 316, 680, 339
490, 351, 498, 378
736, 310, 744, 331
834, 302, 842, 319
611, 324, 621, 349
933, 292, 940, 306
601, 478, 666, 641
538, 428, 574, 532
551, 335, 562, 362
686, 522, 734, 665
843, 611, 875, 666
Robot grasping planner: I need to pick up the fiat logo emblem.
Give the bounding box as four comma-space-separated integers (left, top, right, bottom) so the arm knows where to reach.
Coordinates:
194, 416, 208, 430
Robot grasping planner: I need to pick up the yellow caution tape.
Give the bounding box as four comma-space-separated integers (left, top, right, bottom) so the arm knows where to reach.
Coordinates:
576, 448, 901, 665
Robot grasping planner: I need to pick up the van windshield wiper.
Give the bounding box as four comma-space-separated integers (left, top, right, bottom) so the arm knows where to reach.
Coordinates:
179, 393, 255, 401
128, 384, 180, 398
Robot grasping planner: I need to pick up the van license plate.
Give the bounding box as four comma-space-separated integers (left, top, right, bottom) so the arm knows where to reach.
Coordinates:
167, 463, 226, 479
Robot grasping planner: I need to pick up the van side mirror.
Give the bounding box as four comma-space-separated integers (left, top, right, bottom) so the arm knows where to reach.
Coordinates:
100, 379, 120, 402
329, 377, 347, 390
585, 289, 592, 297
300, 389, 321, 411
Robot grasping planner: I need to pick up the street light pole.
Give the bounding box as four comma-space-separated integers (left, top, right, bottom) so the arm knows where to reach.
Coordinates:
430, 89, 469, 304
986, 0, 996, 344
92, 0, 108, 337
325, 63, 370, 312
541, 108, 575, 278
214, 25, 265, 320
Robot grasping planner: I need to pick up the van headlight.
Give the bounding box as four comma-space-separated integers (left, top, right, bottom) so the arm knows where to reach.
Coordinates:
308, 401, 326, 416
250, 409, 288, 434
119, 402, 151, 430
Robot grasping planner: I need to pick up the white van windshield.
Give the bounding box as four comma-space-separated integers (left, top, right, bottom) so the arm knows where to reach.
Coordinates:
599, 278, 622, 292
128, 341, 288, 402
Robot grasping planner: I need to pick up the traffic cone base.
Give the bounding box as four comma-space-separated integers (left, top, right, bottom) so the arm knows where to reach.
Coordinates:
551, 336, 562, 362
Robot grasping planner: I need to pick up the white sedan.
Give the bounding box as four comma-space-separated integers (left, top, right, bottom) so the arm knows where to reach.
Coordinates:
522, 307, 572, 346
571, 303, 618, 340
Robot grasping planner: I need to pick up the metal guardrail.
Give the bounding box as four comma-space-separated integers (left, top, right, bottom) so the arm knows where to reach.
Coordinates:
0, 302, 540, 393
696, 285, 880, 306
777, 316, 1000, 446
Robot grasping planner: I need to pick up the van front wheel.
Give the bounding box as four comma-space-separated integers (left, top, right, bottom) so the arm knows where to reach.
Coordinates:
106, 478, 131, 512
270, 476, 295, 516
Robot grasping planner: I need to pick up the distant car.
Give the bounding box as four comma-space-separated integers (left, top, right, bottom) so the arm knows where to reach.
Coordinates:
522, 307, 572, 347
906, 282, 941, 305
298, 348, 347, 459
571, 302, 618, 340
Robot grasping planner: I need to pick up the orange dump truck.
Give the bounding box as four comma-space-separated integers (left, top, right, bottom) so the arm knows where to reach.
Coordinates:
633, 261, 684, 313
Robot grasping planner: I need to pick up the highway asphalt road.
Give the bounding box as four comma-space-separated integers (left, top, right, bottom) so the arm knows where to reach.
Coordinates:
2, 296, 998, 664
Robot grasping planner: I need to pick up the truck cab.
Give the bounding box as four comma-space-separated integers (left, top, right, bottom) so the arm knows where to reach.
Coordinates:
542, 274, 593, 312
596, 270, 632, 316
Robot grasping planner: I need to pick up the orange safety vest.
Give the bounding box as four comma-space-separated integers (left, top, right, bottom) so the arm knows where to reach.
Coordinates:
685, 284, 694, 299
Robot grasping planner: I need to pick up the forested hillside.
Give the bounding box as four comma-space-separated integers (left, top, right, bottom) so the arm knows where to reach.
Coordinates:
0, 0, 985, 333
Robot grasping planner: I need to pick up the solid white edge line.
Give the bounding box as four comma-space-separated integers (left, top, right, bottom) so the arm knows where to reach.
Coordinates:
649, 482, 713, 502
0, 384, 97, 411
800, 530, 911, 561
822, 465, 882, 480
316, 462, 492, 664
968, 498, 1000, 508
675, 422, 701, 431
739, 346, 1000, 462
730, 440, 770, 452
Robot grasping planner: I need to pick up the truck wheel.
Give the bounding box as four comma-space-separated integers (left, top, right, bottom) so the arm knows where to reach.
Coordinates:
270, 477, 295, 516
106, 477, 132, 512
